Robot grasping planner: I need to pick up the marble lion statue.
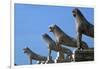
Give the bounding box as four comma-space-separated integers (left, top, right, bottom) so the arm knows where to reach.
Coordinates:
72, 8, 94, 48
23, 47, 54, 64
49, 24, 88, 49
42, 33, 73, 62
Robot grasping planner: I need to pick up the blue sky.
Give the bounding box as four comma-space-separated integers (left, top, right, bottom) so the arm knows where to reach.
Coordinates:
14, 3, 94, 65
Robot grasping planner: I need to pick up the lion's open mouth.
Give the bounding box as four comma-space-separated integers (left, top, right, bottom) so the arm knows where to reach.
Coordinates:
49, 27, 52, 32
73, 13, 76, 17
42, 33, 47, 37
23, 49, 26, 53
72, 11, 76, 17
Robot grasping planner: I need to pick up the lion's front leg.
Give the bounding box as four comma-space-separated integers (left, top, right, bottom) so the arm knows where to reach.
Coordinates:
56, 37, 62, 50
56, 52, 64, 63
29, 57, 32, 64
77, 31, 82, 49
48, 48, 52, 60
56, 41, 61, 51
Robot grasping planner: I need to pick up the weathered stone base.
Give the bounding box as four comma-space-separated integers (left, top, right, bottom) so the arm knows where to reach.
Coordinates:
75, 48, 94, 62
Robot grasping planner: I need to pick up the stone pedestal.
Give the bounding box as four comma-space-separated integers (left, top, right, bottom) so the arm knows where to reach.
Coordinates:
75, 48, 94, 62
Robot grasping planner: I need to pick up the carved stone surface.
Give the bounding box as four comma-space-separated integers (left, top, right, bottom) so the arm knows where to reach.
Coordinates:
75, 48, 94, 61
